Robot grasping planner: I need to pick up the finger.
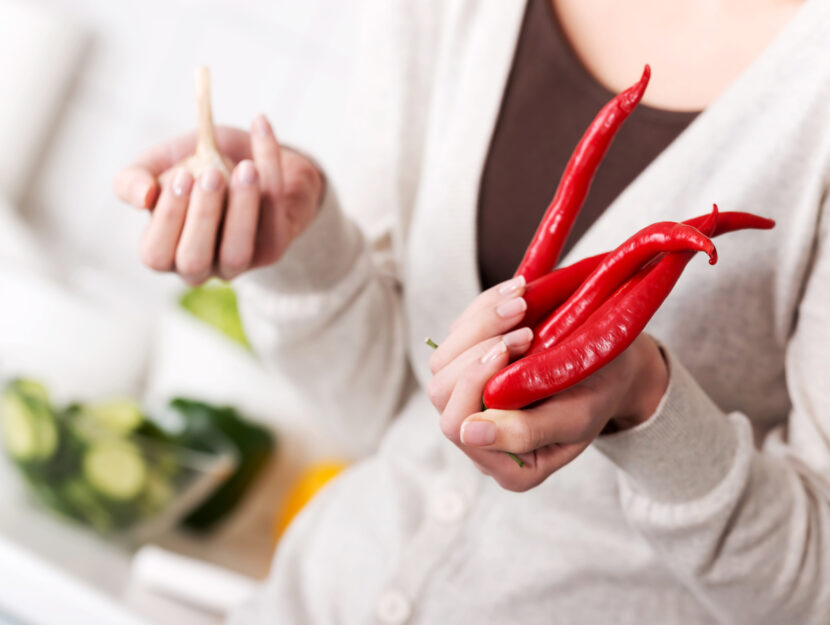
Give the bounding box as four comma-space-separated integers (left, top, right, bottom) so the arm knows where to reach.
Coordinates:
489, 442, 589, 493
448, 275, 526, 334
250, 114, 291, 265
427, 328, 533, 414
114, 126, 252, 209
175, 167, 226, 284
114, 167, 161, 209
429, 293, 527, 373
460, 387, 604, 454
218, 160, 260, 279
139, 168, 194, 272
439, 339, 511, 446
534, 441, 589, 480
137, 126, 253, 175
439, 339, 548, 483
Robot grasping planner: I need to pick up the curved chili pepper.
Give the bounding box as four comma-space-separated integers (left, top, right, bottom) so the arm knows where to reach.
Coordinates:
523, 254, 606, 327
483, 208, 774, 410
529, 222, 716, 353
520, 210, 774, 327
484, 254, 688, 409
515, 65, 651, 282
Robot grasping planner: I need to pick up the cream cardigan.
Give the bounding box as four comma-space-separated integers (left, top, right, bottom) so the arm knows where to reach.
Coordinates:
230, 0, 830, 623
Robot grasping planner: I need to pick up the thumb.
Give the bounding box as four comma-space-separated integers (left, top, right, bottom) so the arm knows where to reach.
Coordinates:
113, 167, 160, 209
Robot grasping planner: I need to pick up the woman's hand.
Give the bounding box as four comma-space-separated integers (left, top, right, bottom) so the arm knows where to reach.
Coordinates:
427, 277, 669, 492
114, 115, 323, 284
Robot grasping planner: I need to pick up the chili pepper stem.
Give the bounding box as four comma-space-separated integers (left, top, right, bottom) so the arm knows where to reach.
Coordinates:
506, 452, 525, 467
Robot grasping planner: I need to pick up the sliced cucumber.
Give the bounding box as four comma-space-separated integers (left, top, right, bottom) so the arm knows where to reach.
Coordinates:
83, 440, 147, 502
1, 392, 39, 460
0, 390, 58, 462
80, 399, 144, 435
12, 379, 50, 404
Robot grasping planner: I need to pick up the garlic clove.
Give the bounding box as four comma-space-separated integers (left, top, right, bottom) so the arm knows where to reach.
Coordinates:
161, 66, 234, 184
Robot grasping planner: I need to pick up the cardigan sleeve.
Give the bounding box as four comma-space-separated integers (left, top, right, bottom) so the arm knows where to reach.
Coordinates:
592, 193, 830, 624
234, 0, 443, 457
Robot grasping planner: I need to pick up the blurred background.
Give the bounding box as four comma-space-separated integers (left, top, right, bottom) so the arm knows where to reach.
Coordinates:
0, 0, 365, 623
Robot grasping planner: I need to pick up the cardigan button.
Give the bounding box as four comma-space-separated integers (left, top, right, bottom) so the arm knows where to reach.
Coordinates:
375, 589, 412, 624
431, 489, 466, 524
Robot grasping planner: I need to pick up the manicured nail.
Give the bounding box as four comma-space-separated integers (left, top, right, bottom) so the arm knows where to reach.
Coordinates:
200, 167, 223, 192
172, 168, 193, 197
236, 160, 257, 186
253, 114, 271, 137
132, 179, 153, 208
461, 419, 497, 446
498, 275, 525, 295
503, 327, 533, 348
496, 297, 527, 319
480, 341, 507, 364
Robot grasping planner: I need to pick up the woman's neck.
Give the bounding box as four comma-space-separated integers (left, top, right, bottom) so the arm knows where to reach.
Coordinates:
551, 0, 804, 111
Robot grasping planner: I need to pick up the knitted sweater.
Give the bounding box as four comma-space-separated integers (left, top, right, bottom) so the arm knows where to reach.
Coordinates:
230, 1, 830, 622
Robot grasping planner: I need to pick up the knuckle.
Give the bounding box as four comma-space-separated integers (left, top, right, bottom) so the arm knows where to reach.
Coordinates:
439, 413, 459, 444
494, 473, 526, 492
496, 472, 542, 493
175, 252, 209, 280
139, 243, 172, 273
428, 350, 444, 375
571, 409, 596, 440
425, 376, 445, 409
220, 248, 253, 276
284, 160, 321, 202
516, 419, 545, 453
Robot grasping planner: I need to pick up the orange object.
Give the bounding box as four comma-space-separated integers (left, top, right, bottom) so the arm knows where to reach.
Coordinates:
274, 461, 347, 542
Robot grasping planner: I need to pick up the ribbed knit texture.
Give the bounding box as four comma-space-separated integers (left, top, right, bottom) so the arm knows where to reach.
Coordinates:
231, 1, 830, 623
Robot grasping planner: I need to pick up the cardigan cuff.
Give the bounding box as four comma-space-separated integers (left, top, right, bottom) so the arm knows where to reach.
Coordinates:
593, 345, 739, 503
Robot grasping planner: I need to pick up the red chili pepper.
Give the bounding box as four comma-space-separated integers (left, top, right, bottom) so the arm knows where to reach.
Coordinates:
515, 65, 651, 282
529, 221, 716, 353
521, 210, 775, 327
523, 254, 606, 327
484, 208, 776, 410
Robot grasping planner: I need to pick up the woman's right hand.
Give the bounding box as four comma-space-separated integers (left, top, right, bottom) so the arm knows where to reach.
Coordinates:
114, 114, 324, 284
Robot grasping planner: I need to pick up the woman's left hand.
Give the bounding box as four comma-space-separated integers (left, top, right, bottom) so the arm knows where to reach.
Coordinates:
427, 280, 670, 492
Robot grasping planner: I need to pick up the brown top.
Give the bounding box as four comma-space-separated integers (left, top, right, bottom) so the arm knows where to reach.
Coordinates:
477, 0, 699, 290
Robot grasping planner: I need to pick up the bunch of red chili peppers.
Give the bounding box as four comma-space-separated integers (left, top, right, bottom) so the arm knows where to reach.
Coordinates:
474, 65, 775, 410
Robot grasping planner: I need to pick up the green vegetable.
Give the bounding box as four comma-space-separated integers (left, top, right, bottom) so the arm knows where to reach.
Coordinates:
82, 439, 147, 502
61, 478, 115, 532
170, 398, 274, 531
179, 281, 250, 348
1, 379, 272, 536
1, 383, 58, 462
78, 399, 144, 435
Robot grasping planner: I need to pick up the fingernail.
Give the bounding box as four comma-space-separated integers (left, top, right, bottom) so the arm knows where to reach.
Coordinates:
461, 419, 497, 446
498, 275, 525, 295
480, 341, 507, 364
253, 114, 271, 137
200, 167, 223, 192
503, 327, 533, 348
172, 168, 193, 197
236, 160, 257, 186
496, 297, 527, 319
132, 180, 153, 208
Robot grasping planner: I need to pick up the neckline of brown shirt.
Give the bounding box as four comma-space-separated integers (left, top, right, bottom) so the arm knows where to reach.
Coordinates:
476, 0, 700, 290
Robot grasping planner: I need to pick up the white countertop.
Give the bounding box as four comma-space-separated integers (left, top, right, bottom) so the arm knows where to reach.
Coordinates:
0, 460, 225, 625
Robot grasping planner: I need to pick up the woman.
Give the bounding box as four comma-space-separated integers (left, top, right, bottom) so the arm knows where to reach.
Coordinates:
115, 0, 829, 622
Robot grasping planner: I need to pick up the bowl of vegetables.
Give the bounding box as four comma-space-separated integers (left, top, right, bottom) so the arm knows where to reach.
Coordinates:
0, 379, 274, 541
